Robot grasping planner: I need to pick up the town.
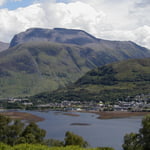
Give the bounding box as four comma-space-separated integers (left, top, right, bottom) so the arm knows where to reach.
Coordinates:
0, 94, 150, 112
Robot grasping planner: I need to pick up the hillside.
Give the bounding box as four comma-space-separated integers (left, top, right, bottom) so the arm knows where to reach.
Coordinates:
33, 58, 150, 102
0, 42, 91, 97
0, 28, 150, 97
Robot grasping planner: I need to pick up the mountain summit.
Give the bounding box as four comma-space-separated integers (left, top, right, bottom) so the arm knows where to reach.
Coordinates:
9, 28, 100, 47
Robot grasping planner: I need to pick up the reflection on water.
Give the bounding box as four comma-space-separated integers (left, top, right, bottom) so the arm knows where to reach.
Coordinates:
22, 111, 142, 150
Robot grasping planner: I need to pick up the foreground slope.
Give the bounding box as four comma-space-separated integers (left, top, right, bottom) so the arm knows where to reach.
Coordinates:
0, 144, 114, 150
0, 28, 150, 97
34, 58, 150, 102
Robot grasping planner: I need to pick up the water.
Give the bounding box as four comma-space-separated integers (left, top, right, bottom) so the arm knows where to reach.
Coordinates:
22, 111, 142, 150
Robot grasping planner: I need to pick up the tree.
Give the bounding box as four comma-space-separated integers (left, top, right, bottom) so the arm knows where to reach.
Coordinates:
123, 115, 150, 150
139, 115, 150, 150
0, 115, 24, 145
20, 122, 46, 144
6, 119, 24, 146
0, 114, 46, 146
64, 131, 88, 147
0, 115, 11, 144
122, 133, 142, 150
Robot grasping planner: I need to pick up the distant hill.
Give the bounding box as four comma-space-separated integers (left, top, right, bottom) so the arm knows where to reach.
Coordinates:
0, 41, 9, 52
33, 58, 150, 102
0, 28, 150, 97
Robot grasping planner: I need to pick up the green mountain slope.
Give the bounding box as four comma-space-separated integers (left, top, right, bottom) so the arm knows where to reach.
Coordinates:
0, 28, 150, 97
34, 58, 150, 102
0, 42, 91, 97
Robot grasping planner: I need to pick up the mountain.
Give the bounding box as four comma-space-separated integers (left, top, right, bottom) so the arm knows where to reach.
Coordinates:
0, 41, 9, 52
9, 28, 150, 63
0, 27, 150, 97
33, 58, 150, 102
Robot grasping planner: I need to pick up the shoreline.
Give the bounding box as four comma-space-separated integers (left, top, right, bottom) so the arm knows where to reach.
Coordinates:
0, 111, 45, 122
71, 110, 150, 119
58, 110, 150, 119
95, 111, 150, 119
1, 110, 150, 122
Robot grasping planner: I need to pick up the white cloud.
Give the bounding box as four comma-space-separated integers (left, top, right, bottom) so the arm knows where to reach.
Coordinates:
133, 26, 150, 49
40, 1, 107, 33
97, 25, 150, 49
0, 1, 107, 42
0, 0, 6, 6
0, 3, 44, 41
0, 0, 150, 50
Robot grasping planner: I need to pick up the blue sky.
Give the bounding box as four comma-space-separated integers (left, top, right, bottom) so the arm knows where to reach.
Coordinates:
0, 0, 70, 10
0, 0, 150, 49
0, 0, 34, 10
